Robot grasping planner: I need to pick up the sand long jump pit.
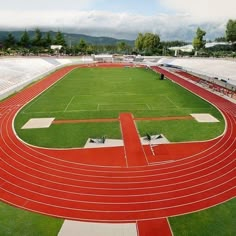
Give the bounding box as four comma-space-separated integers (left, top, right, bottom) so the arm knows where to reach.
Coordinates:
21, 118, 55, 129
190, 113, 220, 123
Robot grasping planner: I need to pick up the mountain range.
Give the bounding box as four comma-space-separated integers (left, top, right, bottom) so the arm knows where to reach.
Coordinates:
0, 30, 135, 46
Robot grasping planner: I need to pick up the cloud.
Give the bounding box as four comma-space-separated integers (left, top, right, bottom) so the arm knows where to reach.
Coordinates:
160, 0, 236, 21
0, 9, 229, 41
0, 0, 99, 11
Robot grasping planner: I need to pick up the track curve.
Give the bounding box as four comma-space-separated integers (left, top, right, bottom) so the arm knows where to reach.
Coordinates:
0, 64, 235, 222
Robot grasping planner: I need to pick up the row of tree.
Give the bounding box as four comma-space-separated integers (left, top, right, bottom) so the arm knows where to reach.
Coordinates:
0, 29, 167, 56
67, 40, 133, 55
1, 19, 235, 56
193, 19, 236, 54
0, 29, 135, 55
135, 33, 161, 55
3, 29, 66, 50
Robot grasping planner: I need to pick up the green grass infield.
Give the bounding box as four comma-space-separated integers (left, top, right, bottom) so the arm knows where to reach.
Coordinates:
15, 67, 225, 148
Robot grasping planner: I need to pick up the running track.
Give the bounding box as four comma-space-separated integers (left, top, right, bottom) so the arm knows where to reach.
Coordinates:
0, 63, 235, 235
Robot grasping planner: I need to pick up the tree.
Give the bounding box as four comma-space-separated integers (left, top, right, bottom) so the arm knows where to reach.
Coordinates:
77, 39, 88, 54
117, 41, 129, 54
54, 31, 66, 47
135, 33, 144, 53
32, 28, 43, 47
193, 27, 206, 53
103, 44, 116, 54
86, 45, 94, 55
43, 32, 52, 47
215, 36, 226, 42
135, 33, 160, 55
161, 40, 187, 47
4, 33, 16, 49
143, 33, 160, 55
19, 30, 31, 48
226, 19, 236, 43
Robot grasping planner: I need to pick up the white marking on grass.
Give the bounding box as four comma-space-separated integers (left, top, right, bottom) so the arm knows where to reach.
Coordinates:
23, 79, 67, 113
98, 103, 149, 111
15, 106, 201, 115
146, 104, 152, 110
165, 96, 179, 108
167, 218, 174, 236
23, 110, 64, 114
22, 95, 42, 113
65, 109, 98, 112
64, 96, 75, 112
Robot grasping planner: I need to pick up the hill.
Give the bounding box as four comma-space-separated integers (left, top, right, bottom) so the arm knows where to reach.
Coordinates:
0, 30, 134, 46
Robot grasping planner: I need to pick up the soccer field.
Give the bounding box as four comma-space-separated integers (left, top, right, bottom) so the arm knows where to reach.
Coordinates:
15, 67, 224, 148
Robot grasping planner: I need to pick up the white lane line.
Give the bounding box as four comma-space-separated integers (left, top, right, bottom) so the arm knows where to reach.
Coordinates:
2, 107, 235, 175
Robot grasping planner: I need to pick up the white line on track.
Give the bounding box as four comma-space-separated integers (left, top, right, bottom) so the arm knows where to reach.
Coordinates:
0, 162, 234, 197
1, 106, 235, 176
0, 184, 234, 213
1, 106, 235, 175
1, 65, 236, 223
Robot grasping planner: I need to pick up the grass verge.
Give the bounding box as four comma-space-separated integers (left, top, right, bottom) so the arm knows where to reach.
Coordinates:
169, 198, 236, 236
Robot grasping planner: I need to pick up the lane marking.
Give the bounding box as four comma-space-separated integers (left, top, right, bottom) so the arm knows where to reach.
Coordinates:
64, 96, 75, 112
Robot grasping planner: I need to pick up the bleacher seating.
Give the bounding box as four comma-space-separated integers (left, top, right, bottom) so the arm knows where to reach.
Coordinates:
0, 57, 84, 100
158, 58, 236, 86
175, 70, 236, 99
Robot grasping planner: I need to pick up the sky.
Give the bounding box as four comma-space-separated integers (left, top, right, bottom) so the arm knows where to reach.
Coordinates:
0, 0, 235, 41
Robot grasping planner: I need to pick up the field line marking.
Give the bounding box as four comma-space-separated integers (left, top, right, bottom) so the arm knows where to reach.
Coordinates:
22, 95, 43, 113
165, 96, 179, 108
64, 96, 75, 112
23, 110, 64, 114
23, 77, 68, 113
146, 104, 152, 110
66, 109, 98, 112
23, 106, 206, 115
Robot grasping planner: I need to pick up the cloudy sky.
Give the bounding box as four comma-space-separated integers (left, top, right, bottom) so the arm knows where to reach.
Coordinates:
0, 0, 235, 41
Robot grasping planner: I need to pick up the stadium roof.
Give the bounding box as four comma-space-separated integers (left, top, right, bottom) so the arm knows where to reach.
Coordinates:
169, 42, 230, 52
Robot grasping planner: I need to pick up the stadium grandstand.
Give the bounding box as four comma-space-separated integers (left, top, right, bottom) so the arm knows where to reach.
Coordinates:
168, 42, 231, 55
1, 56, 236, 101
0, 56, 236, 236
158, 58, 236, 86
0, 57, 92, 100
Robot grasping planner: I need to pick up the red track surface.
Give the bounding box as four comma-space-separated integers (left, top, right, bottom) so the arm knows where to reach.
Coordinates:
120, 113, 148, 167
0, 63, 235, 235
